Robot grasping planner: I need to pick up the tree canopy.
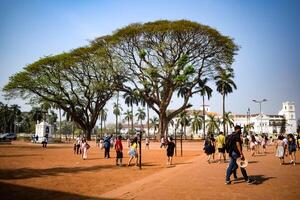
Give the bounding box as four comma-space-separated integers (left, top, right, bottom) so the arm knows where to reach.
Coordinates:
4, 44, 122, 140
95, 20, 238, 138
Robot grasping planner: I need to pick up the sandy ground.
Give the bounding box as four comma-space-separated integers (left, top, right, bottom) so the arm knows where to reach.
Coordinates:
0, 140, 300, 200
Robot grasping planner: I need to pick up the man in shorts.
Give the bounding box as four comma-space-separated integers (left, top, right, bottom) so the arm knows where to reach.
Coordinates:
216, 132, 226, 163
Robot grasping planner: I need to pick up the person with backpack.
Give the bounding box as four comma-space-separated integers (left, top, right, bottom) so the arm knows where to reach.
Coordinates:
103, 134, 111, 159
203, 134, 215, 164
225, 125, 256, 185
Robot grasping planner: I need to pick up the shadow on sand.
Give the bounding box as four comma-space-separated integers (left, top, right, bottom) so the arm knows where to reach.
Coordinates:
233, 175, 275, 185
0, 182, 116, 200
0, 165, 114, 180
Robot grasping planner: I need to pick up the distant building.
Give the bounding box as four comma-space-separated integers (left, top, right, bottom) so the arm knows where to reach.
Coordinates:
120, 101, 297, 138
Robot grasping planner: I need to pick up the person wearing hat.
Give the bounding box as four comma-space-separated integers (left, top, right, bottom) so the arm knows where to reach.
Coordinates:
225, 125, 256, 185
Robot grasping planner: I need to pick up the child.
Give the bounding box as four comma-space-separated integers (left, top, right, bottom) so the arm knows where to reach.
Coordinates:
250, 135, 256, 157
115, 136, 123, 166
287, 134, 297, 165
128, 137, 138, 166
166, 137, 175, 166
275, 135, 285, 165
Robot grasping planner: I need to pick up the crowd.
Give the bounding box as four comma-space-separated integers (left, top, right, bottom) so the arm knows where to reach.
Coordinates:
74, 134, 175, 167
202, 125, 299, 185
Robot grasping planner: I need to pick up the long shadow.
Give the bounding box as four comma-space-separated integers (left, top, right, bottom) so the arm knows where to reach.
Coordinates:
0, 164, 114, 180
233, 175, 275, 185
0, 154, 41, 158
251, 175, 275, 185
0, 181, 116, 200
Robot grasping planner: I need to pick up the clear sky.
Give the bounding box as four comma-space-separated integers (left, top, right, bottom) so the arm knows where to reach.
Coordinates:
0, 0, 299, 124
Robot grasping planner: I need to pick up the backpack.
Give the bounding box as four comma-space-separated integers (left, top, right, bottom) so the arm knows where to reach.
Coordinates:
225, 134, 235, 154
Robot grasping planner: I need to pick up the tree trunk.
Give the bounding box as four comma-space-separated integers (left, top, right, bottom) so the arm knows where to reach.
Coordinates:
131, 105, 134, 131
222, 94, 226, 136
158, 112, 168, 141
59, 108, 62, 141
147, 104, 149, 137
202, 95, 206, 139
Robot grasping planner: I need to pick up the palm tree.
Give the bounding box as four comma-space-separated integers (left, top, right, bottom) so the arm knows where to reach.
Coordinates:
215, 68, 237, 135
198, 78, 212, 139
222, 112, 234, 134
113, 102, 122, 134
99, 108, 108, 134
124, 110, 133, 134
206, 114, 220, 135
191, 111, 202, 138
123, 92, 139, 131
136, 107, 146, 131
150, 116, 159, 137
179, 111, 190, 139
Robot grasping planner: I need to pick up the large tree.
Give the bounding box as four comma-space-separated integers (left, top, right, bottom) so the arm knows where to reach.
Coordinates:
99, 20, 238, 138
4, 45, 120, 140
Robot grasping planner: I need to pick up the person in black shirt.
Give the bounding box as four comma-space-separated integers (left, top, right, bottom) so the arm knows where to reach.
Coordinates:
166, 137, 175, 166
225, 125, 256, 185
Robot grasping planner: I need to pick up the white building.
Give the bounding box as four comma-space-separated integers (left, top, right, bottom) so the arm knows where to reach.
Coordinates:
120, 101, 297, 138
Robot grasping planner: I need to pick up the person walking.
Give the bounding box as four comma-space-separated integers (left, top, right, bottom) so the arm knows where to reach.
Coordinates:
203, 135, 215, 164
216, 132, 226, 163
115, 136, 123, 166
81, 138, 90, 160
166, 137, 175, 166
128, 137, 138, 166
145, 137, 150, 150
160, 137, 166, 148
75, 136, 81, 154
250, 135, 256, 157
42, 135, 48, 148
225, 125, 256, 185
104, 135, 111, 159
275, 135, 285, 165
287, 134, 297, 165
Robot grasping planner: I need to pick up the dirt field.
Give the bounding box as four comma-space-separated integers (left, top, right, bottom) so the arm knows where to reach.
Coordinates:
0, 140, 299, 200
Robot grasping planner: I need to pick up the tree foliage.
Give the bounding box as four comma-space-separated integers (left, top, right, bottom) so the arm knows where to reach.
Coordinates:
4, 44, 121, 140
95, 20, 238, 138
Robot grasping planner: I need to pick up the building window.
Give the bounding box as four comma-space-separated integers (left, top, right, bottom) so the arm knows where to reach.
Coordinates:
289, 106, 293, 110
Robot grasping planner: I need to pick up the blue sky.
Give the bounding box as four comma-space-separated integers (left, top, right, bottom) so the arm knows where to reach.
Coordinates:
0, 0, 299, 123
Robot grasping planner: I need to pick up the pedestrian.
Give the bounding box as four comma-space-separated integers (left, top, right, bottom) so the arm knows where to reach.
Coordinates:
99, 137, 104, 149
110, 136, 115, 149
81, 138, 90, 160
216, 132, 226, 163
104, 134, 111, 158
287, 134, 297, 165
225, 125, 256, 185
250, 135, 256, 157
275, 135, 285, 165
115, 136, 123, 166
166, 137, 175, 166
261, 134, 268, 154
203, 134, 215, 164
35, 135, 39, 143
160, 137, 166, 148
127, 137, 131, 148
145, 137, 150, 150
42, 135, 47, 148
96, 135, 100, 147
128, 137, 138, 166
75, 136, 81, 154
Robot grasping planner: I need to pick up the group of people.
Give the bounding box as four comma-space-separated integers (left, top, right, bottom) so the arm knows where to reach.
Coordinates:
74, 133, 176, 167
204, 125, 300, 185
74, 135, 90, 160
275, 133, 297, 165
